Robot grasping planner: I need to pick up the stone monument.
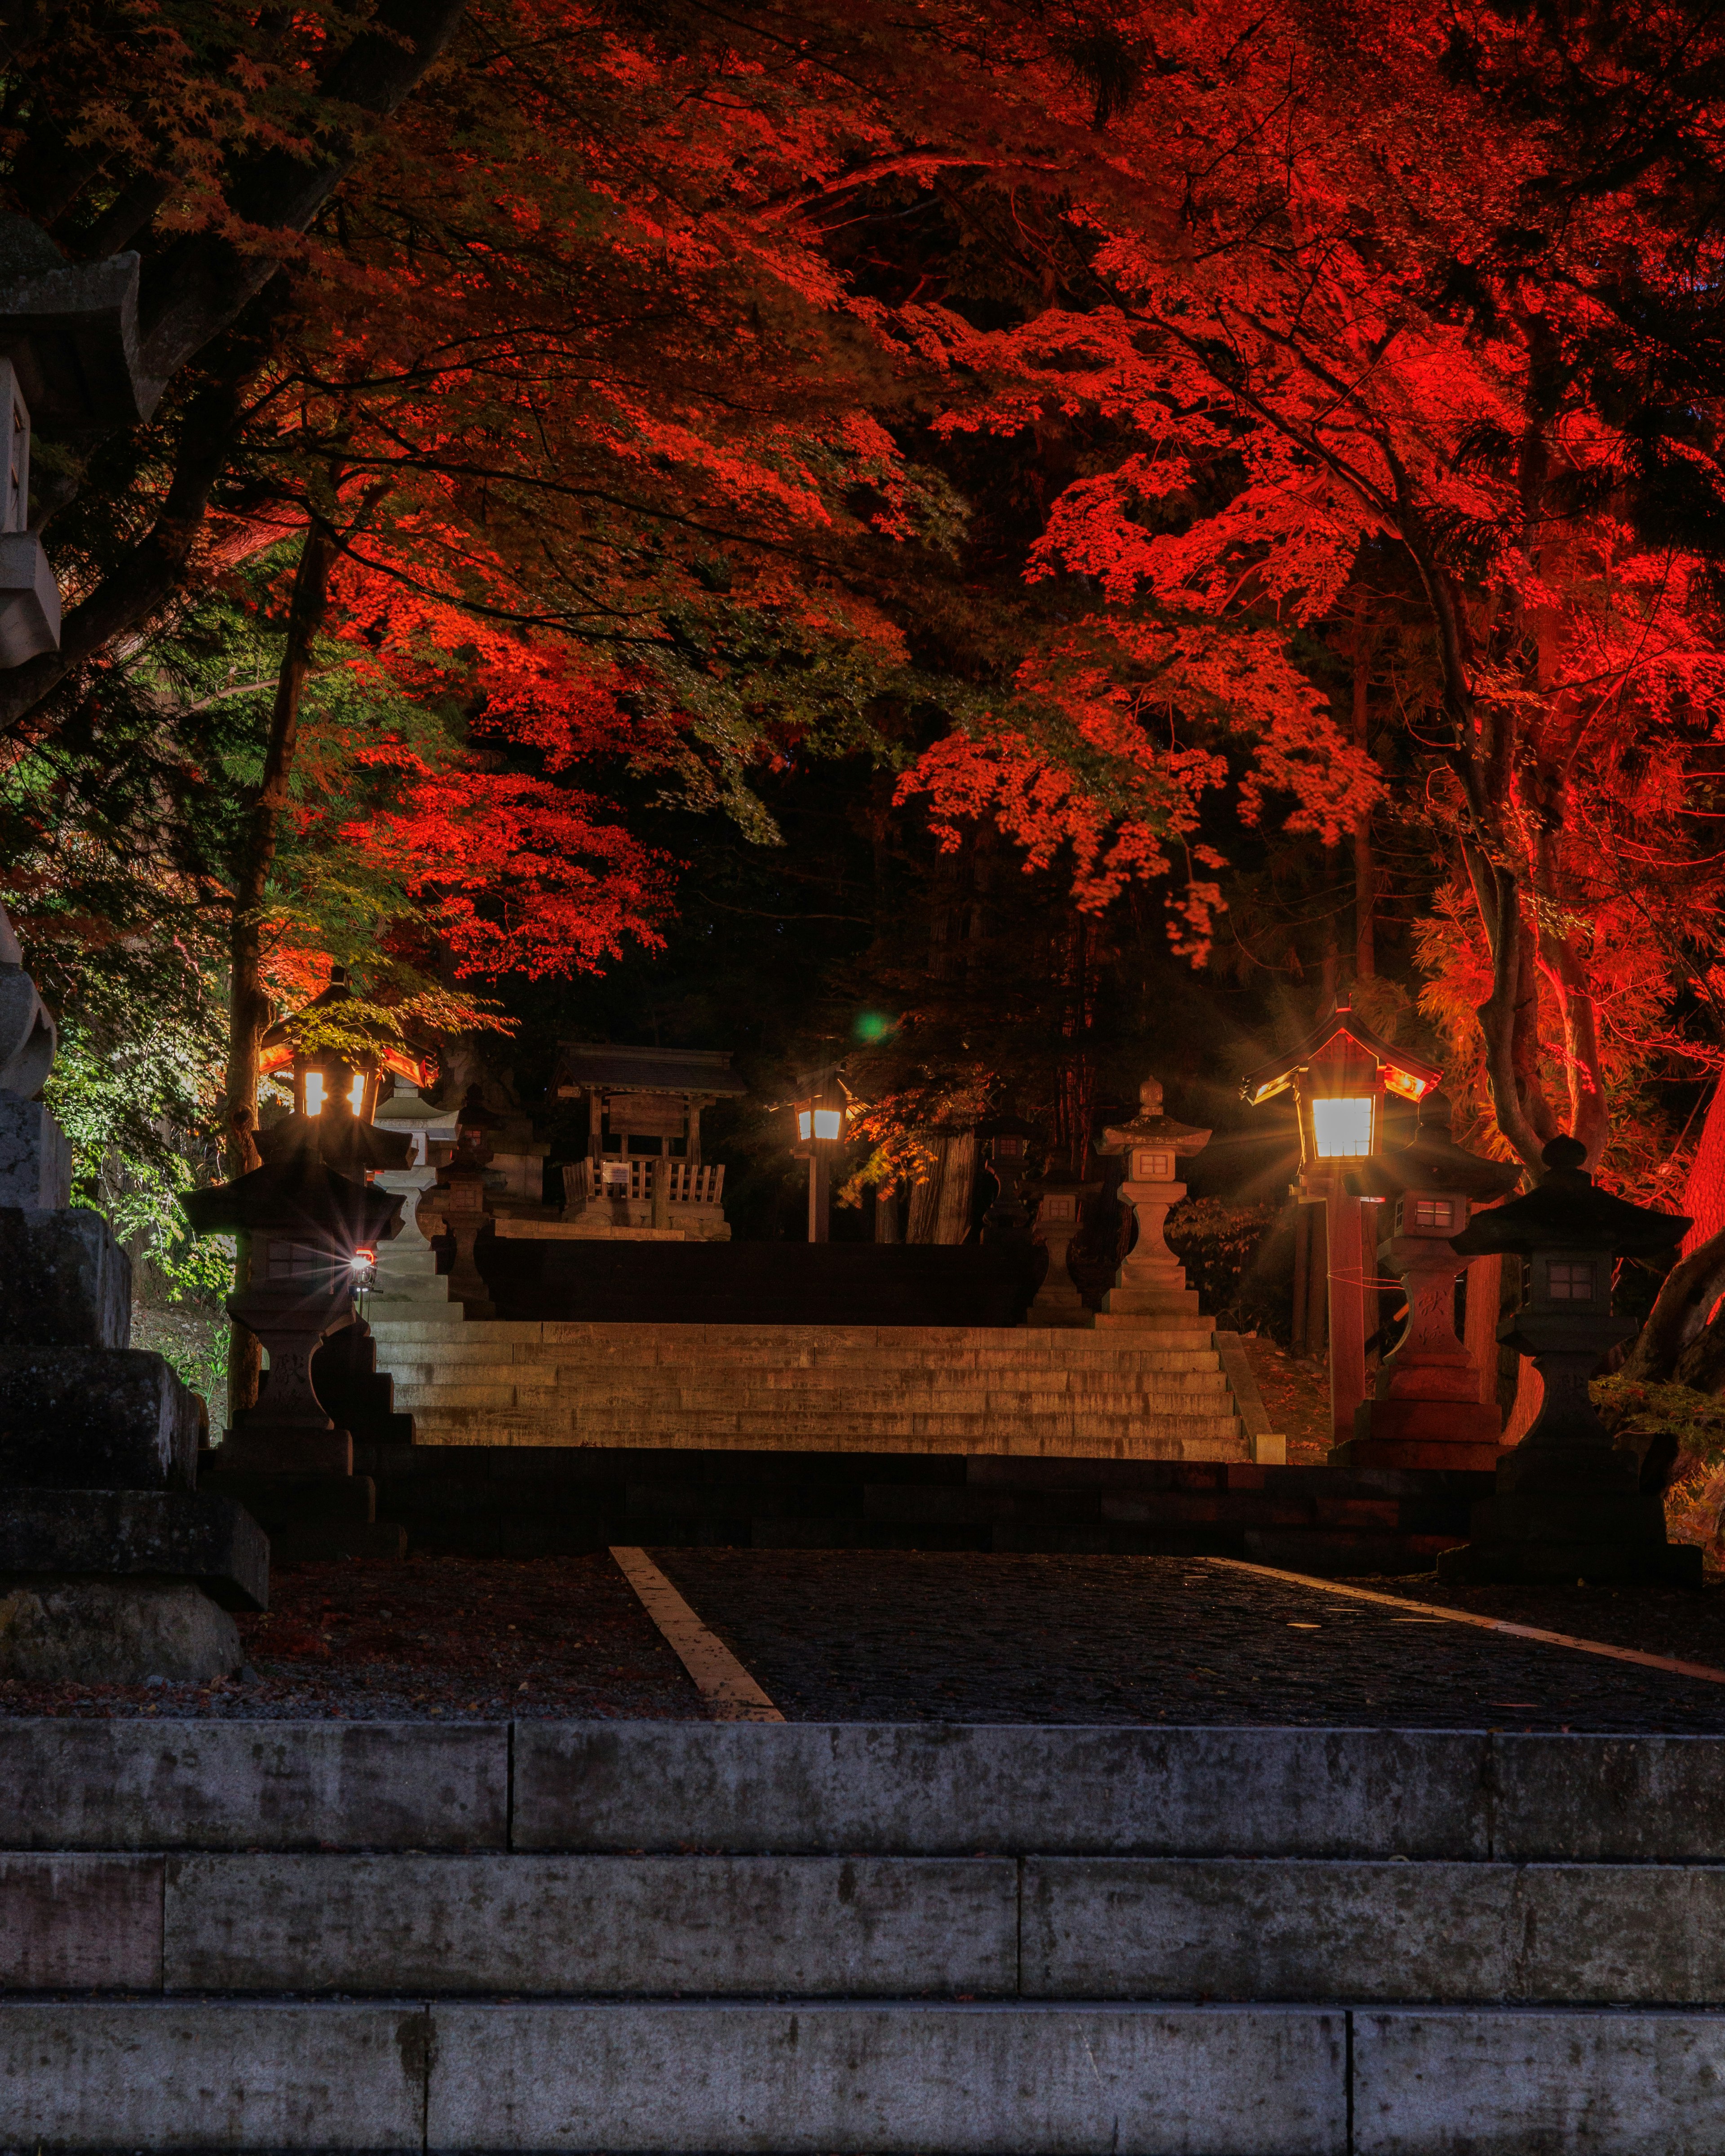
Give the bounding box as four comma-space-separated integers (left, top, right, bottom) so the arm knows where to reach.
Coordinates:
1092, 1077, 1212, 1331
0, 906, 267, 1679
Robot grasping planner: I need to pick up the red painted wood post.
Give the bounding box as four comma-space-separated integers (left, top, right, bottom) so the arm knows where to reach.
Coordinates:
1326, 1191, 1369, 1447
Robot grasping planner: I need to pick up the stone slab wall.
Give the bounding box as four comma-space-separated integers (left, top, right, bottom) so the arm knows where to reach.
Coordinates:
4, 1720, 1725, 2153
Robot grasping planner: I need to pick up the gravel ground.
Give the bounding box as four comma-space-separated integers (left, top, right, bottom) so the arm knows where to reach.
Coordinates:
10, 1546, 1725, 1731
654, 1547, 1725, 1732
1345, 1572, 1725, 1663
0, 1554, 703, 1721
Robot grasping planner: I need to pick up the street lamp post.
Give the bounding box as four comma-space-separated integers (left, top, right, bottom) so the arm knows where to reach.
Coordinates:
791, 1072, 849, 1243
1242, 1000, 1442, 1447
1438, 1136, 1699, 1586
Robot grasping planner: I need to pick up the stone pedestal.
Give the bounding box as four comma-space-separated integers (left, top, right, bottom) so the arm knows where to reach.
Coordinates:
0, 1092, 70, 1208
220, 1274, 356, 1476
1437, 1336, 1701, 1586
1028, 1182, 1097, 1327
1333, 1225, 1501, 1471
420, 1164, 495, 1317
1094, 1171, 1201, 1329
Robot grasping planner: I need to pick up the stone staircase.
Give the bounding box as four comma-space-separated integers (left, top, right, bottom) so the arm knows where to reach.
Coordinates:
8, 1713, 1725, 2152
361, 1234, 1256, 1461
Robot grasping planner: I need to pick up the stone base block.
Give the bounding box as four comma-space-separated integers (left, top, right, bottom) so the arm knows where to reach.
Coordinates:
1436, 1537, 1703, 1587
0, 1488, 267, 1609
0, 1095, 71, 1211
200, 1467, 406, 1562
1333, 1399, 1504, 1473
0, 1202, 129, 1347
1101, 1284, 1201, 1318
0, 1577, 241, 1682
219, 1423, 354, 1475
0, 1343, 199, 1488
1091, 1312, 1209, 1336
1333, 1436, 1504, 1471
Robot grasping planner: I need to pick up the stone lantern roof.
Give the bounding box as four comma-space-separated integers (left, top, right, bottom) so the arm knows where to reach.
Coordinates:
181, 1121, 404, 1254
1098, 1076, 1211, 1160
1355, 1091, 1522, 1203
255, 1088, 413, 1182
1448, 1136, 1689, 1260
258, 965, 433, 1091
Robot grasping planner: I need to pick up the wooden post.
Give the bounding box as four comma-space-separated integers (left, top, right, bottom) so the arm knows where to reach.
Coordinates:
1305, 1203, 1328, 1357
1326, 1191, 1368, 1445
1292, 1202, 1309, 1353
1464, 1253, 1504, 1410
807, 1153, 830, 1242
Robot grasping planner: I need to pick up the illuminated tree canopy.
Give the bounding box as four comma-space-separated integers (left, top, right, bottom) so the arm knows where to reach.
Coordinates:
11, 0, 1725, 1352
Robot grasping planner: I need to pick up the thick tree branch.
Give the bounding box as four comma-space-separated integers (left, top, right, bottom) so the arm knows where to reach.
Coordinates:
132, 1, 468, 411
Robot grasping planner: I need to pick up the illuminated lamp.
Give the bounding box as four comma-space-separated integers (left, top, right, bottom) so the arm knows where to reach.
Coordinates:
790, 1068, 850, 1243
1241, 999, 1443, 1445
258, 965, 431, 1128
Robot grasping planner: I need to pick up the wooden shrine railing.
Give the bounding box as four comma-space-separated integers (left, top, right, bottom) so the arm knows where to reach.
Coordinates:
563, 1158, 726, 1207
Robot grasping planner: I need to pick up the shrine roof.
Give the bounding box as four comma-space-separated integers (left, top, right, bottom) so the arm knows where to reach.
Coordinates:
554, 1043, 748, 1098
1239, 998, 1443, 1106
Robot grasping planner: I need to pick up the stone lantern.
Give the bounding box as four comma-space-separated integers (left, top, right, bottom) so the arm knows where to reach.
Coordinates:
417, 1085, 501, 1316
184, 1122, 407, 1558
1332, 1091, 1522, 1470
1242, 1000, 1443, 1445
258, 964, 431, 1123
1092, 1077, 1212, 1331
1437, 1135, 1699, 1586
979, 1113, 1038, 1246
1027, 1163, 1102, 1328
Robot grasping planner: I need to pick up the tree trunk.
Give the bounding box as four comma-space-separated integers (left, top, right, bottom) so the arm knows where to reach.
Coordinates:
1680, 1078, 1725, 1259
1620, 1224, 1725, 1385
222, 521, 337, 1417
932, 1127, 978, 1244
1352, 622, 1374, 979
1462, 845, 1558, 1173
907, 1139, 946, 1244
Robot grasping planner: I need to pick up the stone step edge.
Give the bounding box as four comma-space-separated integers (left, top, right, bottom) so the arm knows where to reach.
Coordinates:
16, 1851, 1725, 2008
5, 1723, 1721, 1863
3, 1997, 1721, 2156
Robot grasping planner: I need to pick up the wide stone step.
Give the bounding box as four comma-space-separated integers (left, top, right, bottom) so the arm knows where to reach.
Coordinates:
370, 1338, 1224, 1376
388, 1380, 1232, 1416
368, 1311, 1216, 1345
385, 1361, 1230, 1392
19, 1995, 1725, 2154
11, 1847, 1725, 2007
405, 1414, 1246, 1453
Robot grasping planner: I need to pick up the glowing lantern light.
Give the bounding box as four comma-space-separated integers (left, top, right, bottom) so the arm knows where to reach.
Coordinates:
1241, 999, 1444, 1447
790, 1068, 850, 1243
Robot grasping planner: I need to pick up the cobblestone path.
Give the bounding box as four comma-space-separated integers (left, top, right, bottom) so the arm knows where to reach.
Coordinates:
653, 1548, 1725, 1732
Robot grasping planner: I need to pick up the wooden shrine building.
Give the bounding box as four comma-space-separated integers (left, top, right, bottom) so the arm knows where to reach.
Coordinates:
551, 1043, 747, 1240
